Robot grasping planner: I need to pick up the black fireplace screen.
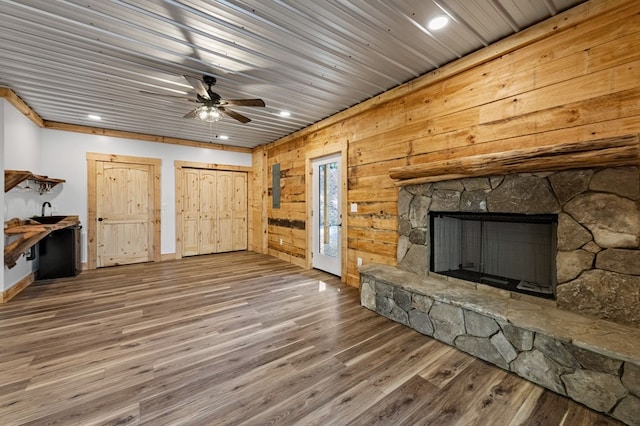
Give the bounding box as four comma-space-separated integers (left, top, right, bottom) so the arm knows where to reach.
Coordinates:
430, 212, 557, 298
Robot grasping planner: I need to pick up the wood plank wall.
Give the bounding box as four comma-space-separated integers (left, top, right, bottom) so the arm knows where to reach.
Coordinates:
252, 0, 640, 286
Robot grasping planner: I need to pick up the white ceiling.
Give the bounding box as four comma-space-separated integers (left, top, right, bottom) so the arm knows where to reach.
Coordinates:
0, 0, 586, 149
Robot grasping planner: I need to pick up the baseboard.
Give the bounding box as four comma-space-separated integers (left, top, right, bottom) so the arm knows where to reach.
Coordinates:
161, 253, 178, 262
1, 272, 35, 303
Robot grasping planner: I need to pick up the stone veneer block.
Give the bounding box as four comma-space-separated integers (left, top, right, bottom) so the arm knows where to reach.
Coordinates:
564, 193, 640, 249
596, 249, 640, 276
622, 362, 640, 396
430, 302, 465, 344
459, 190, 487, 212
464, 310, 499, 337
455, 335, 508, 369
614, 395, 640, 426
412, 293, 433, 312
548, 169, 592, 204
409, 195, 431, 227
359, 264, 640, 425
360, 280, 375, 311
490, 331, 518, 363
487, 175, 560, 213
501, 323, 534, 351
409, 309, 434, 336
398, 244, 429, 276
557, 270, 640, 327
556, 250, 595, 283
562, 370, 628, 412
589, 166, 640, 200
568, 346, 623, 375
534, 334, 580, 369
397, 188, 413, 218
557, 213, 593, 251
430, 189, 461, 211
512, 349, 569, 394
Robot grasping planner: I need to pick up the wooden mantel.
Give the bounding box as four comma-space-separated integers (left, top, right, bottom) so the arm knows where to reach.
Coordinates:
389, 134, 640, 186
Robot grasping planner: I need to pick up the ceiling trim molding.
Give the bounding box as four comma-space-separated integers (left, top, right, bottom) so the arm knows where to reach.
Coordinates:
42, 121, 251, 153
260, 0, 626, 151
0, 87, 250, 152
0, 87, 45, 128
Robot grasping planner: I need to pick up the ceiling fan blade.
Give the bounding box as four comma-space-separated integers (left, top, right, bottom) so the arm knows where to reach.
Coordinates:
139, 91, 196, 102
222, 99, 266, 107
220, 107, 251, 123
183, 108, 199, 119
183, 75, 209, 99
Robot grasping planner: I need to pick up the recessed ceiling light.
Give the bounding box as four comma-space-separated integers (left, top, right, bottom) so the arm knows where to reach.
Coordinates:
428, 15, 449, 30
279, 111, 291, 118
218, 135, 229, 140
87, 114, 102, 120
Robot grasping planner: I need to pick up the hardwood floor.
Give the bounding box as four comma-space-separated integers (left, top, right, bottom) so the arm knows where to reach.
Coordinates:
0, 252, 621, 425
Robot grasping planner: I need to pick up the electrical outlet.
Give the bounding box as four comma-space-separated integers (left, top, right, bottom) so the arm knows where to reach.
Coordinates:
279, 238, 283, 245
350, 203, 358, 213
357, 257, 363, 266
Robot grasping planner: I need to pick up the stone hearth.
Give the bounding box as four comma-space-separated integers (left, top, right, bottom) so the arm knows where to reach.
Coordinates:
359, 265, 640, 425
397, 166, 640, 326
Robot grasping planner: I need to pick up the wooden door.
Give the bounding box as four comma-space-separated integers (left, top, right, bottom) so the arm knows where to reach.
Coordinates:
216, 171, 234, 252
199, 170, 218, 253
96, 161, 154, 267
232, 172, 248, 251
178, 167, 248, 257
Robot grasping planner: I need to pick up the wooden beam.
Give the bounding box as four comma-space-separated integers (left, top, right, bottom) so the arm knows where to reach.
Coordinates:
44, 121, 251, 152
0, 87, 44, 127
390, 134, 640, 185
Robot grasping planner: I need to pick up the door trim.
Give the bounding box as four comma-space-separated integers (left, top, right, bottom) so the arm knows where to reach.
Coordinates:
305, 146, 347, 281
87, 153, 161, 269
174, 160, 251, 259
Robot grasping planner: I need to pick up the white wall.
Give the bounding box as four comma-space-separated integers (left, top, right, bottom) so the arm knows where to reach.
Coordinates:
2, 99, 252, 293
40, 129, 252, 257
3, 99, 42, 290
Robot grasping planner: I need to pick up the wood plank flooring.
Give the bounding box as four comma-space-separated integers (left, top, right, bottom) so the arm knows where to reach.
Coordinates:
0, 252, 621, 425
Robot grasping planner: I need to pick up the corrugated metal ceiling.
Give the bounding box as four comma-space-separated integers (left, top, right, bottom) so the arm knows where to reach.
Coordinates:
0, 0, 586, 149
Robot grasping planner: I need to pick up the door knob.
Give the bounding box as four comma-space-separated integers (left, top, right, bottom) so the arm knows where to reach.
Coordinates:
98, 217, 104, 222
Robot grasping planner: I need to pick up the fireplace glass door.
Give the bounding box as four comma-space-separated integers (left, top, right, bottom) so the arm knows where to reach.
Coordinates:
430, 212, 557, 298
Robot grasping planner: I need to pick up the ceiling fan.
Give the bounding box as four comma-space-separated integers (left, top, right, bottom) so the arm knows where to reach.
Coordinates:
141, 75, 265, 123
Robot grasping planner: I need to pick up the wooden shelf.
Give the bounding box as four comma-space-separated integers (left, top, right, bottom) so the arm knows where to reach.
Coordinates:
4, 170, 65, 193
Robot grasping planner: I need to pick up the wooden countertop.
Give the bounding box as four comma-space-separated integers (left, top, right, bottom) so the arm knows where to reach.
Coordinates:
4, 215, 80, 269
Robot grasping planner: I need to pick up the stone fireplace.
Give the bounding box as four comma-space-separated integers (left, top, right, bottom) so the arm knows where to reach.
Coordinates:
397, 166, 640, 326
360, 161, 640, 425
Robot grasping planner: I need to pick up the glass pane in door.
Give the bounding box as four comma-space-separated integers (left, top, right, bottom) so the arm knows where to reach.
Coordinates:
318, 161, 339, 258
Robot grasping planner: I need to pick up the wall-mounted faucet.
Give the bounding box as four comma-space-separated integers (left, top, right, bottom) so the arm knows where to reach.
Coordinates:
42, 201, 52, 216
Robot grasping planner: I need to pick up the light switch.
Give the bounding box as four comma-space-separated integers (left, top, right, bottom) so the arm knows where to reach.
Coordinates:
350, 203, 358, 213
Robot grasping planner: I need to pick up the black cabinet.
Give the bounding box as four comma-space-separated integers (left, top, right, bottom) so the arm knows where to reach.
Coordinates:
37, 225, 81, 280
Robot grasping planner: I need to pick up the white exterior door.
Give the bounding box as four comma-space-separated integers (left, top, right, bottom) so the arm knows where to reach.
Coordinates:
311, 153, 342, 276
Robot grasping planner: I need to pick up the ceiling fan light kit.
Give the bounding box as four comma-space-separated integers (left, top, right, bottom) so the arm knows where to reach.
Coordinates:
197, 105, 224, 122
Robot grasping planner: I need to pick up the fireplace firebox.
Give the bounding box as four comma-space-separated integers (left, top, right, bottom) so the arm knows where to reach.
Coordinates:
429, 212, 557, 298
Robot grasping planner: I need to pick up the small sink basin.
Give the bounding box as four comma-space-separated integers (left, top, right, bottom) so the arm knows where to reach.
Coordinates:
30, 215, 68, 224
